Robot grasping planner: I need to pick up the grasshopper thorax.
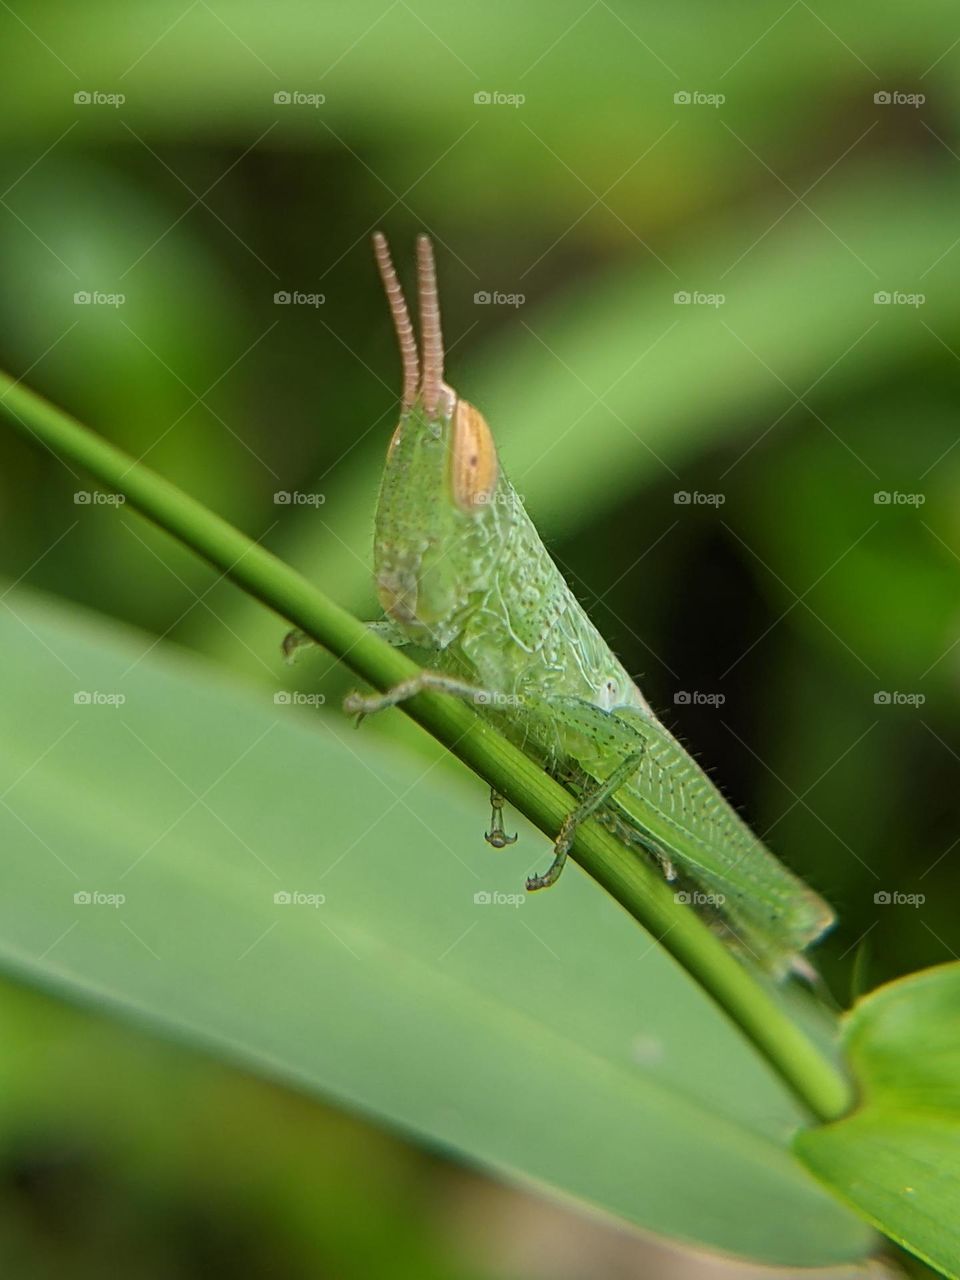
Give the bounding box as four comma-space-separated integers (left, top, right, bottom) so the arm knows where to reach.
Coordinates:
371, 234, 504, 648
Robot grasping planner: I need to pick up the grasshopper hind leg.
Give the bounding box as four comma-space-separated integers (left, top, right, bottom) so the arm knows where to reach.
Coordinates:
527, 746, 646, 891
598, 808, 677, 881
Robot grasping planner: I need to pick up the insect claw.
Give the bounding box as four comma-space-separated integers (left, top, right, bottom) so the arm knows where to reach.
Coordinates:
281, 628, 315, 664
343, 691, 370, 726
526, 816, 574, 890
485, 829, 518, 849
485, 790, 518, 849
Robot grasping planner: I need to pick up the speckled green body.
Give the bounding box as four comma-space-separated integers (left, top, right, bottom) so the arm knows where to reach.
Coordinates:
375, 403, 643, 710
373, 397, 834, 977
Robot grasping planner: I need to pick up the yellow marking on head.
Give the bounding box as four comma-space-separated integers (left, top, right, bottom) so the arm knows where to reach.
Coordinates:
450, 399, 498, 511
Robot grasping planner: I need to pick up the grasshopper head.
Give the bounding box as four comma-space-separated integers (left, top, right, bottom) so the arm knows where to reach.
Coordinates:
371, 234, 501, 648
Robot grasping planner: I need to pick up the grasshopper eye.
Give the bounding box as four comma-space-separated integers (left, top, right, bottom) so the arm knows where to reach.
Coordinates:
451, 399, 498, 511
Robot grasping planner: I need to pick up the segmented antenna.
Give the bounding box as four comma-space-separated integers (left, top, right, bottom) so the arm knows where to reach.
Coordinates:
372, 232, 419, 409
417, 234, 444, 416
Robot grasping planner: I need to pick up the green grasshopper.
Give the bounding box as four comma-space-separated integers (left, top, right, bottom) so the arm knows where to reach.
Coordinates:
330, 233, 834, 978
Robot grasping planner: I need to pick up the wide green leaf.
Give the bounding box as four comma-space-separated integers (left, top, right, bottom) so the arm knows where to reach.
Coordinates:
0, 584, 871, 1266
797, 964, 960, 1278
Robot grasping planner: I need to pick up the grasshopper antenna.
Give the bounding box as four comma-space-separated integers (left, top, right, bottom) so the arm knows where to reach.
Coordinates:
373, 231, 419, 410
417, 234, 444, 416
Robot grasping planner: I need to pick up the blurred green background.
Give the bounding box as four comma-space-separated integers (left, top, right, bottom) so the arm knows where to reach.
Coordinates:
1, 1, 958, 1274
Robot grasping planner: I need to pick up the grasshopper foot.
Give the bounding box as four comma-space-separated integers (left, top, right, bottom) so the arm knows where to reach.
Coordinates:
525, 814, 575, 890
484, 789, 517, 849
282, 628, 315, 664
526, 859, 565, 891
343, 690, 381, 717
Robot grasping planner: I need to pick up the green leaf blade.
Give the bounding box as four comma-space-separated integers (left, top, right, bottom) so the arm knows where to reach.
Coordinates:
0, 586, 871, 1267
796, 964, 960, 1278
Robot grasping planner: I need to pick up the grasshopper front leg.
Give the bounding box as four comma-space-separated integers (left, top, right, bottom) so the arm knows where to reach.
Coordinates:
343, 670, 506, 718
345, 671, 524, 844
283, 619, 411, 664
485, 788, 517, 848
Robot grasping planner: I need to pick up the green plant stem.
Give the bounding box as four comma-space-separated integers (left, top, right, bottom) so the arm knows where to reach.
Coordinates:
0, 371, 855, 1124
